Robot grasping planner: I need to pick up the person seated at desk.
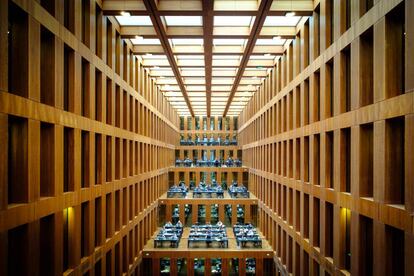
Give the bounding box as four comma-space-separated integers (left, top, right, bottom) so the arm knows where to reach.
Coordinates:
230, 180, 237, 188
206, 230, 213, 247
208, 135, 214, 145
234, 158, 242, 167
225, 156, 234, 167
212, 263, 221, 273
186, 135, 194, 145
214, 158, 220, 167
223, 136, 230, 146
217, 221, 224, 228
195, 135, 201, 145
202, 135, 208, 145
183, 157, 193, 167
178, 181, 186, 189
230, 135, 237, 145
175, 158, 182, 167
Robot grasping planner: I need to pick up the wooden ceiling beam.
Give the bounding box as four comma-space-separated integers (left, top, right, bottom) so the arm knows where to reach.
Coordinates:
223, 0, 273, 116
121, 26, 297, 39
132, 45, 284, 55
203, 0, 214, 117
102, 0, 313, 15
143, 0, 194, 116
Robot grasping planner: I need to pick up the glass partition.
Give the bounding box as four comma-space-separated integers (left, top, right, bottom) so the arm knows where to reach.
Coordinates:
211, 258, 222, 275
160, 258, 170, 275
246, 258, 256, 275
194, 258, 205, 276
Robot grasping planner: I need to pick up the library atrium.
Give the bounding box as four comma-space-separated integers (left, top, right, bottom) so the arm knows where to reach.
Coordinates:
0, 0, 413, 275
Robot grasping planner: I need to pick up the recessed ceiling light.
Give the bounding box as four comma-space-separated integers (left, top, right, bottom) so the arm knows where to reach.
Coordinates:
120, 11, 131, 17
135, 35, 143, 40
286, 12, 296, 17
273, 36, 282, 40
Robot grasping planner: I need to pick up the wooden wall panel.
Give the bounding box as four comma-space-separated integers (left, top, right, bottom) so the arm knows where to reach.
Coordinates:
0, 0, 179, 275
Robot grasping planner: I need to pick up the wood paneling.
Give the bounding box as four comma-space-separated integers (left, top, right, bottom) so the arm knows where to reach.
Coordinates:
239, 0, 413, 275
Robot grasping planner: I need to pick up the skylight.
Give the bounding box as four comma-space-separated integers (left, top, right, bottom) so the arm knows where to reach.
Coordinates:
176, 55, 205, 60
131, 38, 161, 45
256, 39, 286, 45
214, 16, 254, 26
171, 38, 204, 45
213, 55, 242, 60
264, 16, 301, 26
115, 16, 153, 26
164, 16, 203, 26
141, 54, 167, 60
213, 39, 246, 46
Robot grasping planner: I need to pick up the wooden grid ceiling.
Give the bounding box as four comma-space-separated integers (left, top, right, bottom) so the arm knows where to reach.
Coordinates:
104, 0, 312, 117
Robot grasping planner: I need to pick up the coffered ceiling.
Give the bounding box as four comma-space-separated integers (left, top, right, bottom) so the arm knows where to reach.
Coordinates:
103, 0, 312, 116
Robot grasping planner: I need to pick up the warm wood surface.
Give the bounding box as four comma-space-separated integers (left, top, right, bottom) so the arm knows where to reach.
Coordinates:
143, 227, 274, 259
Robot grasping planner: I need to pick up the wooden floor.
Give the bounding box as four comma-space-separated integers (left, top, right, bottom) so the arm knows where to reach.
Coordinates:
142, 227, 274, 259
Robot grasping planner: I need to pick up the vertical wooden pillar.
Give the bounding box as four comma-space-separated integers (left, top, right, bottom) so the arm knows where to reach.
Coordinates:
170, 258, 178, 276
187, 258, 194, 275
256, 258, 264, 276
165, 204, 172, 222
373, 18, 387, 103
373, 121, 385, 203
231, 204, 238, 225
245, 204, 251, 223
179, 204, 185, 224
205, 204, 211, 223
184, 172, 190, 185
221, 258, 229, 275
406, 0, 414, 93
174, 172, 179, 185
0, 0, 8, 92
192, 204, 198, 224
195, 172, 200, 185
219, 204, 225, 223
205, 259, 211, 276
239, 258, 246, 275
152, 258, 160, 276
